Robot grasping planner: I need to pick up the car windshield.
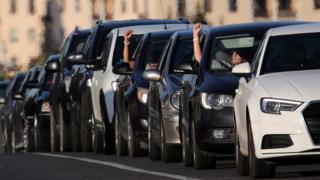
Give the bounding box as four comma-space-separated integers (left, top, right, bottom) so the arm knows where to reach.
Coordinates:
142, 40, 168, 70
113, 35, 143, 66
209, 35, 262, 71
262, 33, 320, 74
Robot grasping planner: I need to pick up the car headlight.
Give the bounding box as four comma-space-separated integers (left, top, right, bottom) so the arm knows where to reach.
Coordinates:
260, 98, 302, 114
111, 81, 118, 92
137, 87, 148, 104
170, 91, 180, 110
201, 93, 233, 109
41, 102, 51, 112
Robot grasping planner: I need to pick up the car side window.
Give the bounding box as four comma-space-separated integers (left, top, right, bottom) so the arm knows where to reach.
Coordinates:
251, 34, 268, 76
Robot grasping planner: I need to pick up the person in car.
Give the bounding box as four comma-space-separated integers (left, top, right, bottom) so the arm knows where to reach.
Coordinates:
123, 29, 159, 70
193, 23, 247, 66
123, 29, 135, 69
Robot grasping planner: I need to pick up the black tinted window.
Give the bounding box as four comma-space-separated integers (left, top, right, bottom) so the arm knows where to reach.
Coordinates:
0, 84, 8, 97
262, 33, 320, 74
170, 38, 194, 73
143, 40, 167, 70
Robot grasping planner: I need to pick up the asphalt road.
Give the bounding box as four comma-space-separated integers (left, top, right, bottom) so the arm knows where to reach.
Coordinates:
1, 153, 320, 180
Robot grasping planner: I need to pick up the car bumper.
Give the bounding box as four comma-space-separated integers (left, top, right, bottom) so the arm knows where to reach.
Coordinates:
252, 102, 320, 159
196, 106, 235, 154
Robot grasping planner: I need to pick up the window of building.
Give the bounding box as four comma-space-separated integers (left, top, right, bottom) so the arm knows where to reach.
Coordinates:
75, 0, 81, 13
254, 0, 269, 17
229, 0, 237, 12
132, 0, 138, 13
315, 0, 320, 9
204, 0, 212, 12
10, 0, 17, 14
105, 0, 113, 19
9, 28, 18, 43
92, 0, 99, 19
121, 0, 127, 13
278, 0, 295, 17
177, 0, 186, 17
28, 0, 35, 14
28, 28, 36, 42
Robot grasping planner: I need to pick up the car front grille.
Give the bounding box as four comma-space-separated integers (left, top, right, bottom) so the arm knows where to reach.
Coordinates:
303, 102, 320, 145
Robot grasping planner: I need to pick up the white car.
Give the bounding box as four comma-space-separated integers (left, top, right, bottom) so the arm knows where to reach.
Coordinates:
233, 23, 320, 178
90, 24, 190, 153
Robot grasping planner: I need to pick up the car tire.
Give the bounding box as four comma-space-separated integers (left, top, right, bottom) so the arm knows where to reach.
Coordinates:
127, 109, 145, 157
92, 119, 104, 153
248, 121, 275, 178
59, 103, 71, 152
100, 101, 115, 155
160, 119, 182, 163
115, 111, 127, 156
50, 110, 59, 152
236, 136, 249, 175
192, 120, 216, 169
71, 114, 81, 152
34, 115, 49, 152
182, 127, 193, 167
80, 114, 93, 152
148, 115, 160, 160
24, 119, 35, 152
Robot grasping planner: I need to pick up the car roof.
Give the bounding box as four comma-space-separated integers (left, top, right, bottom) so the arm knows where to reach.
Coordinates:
98, 19, 189, 29
208, 21, 309, 37
270, 23, 320, 36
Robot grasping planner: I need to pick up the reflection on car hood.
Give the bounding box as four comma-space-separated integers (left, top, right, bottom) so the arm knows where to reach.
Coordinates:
258, 69, 320, 102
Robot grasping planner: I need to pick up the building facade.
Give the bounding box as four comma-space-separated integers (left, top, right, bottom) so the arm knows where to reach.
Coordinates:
0, 0, 92, 70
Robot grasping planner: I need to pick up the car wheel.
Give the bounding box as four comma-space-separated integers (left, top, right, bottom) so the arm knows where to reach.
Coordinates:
148, 114, 160, 160
248, 121, 275, 178
182, 127, 193, 167
80, 114, 93, 152
50, 109, 59, 152
59, 103, 71, 152
71, 110, 81, 152
160, 117, 182, 163
192, 120, 216, 169
115, 111, 127, 156
236, 135, 249, 175
34, 115, 50, 152
127, 109, 145, 157
92, 119, 104, 153
24, 119, 34, 152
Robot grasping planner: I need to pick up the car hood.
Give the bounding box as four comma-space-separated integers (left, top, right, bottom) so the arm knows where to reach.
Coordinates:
258, 70, 320, 102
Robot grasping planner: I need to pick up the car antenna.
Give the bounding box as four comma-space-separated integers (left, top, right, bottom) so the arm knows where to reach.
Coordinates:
160, 0, 167, 30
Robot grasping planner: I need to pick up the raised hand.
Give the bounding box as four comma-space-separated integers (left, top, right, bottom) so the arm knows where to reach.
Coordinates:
193, 23, 202, 37
124, 30, 133, 42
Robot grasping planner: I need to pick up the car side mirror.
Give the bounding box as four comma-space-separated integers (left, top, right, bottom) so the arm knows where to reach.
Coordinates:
173, 61, 197, 74
143, 69, 161, 82
232, 62, 251, 77
45, 60, 60, 73
66, 54, 85, 65
0, 97, 5, 104
112, 63, 132, 75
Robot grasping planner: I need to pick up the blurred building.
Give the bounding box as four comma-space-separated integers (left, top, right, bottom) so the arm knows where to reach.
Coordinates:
0, 0, 92, 70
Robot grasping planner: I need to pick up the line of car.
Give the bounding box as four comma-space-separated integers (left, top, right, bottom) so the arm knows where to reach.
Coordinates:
1, 18, 320, 179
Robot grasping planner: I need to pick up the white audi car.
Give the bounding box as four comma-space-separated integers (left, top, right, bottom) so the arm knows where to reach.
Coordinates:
232, 23, 320, 178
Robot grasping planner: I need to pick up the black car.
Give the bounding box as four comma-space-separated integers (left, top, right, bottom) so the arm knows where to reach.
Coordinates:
24, 55, 60, 152
23, 66, 46, 151
143, 30, 197, 162
178, 21, 307, 169
113, 29, 187, 158
2, 73, 27, 153
49, 27, 91, 152
0, 80, 10, 153
70, 19, 190, 154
